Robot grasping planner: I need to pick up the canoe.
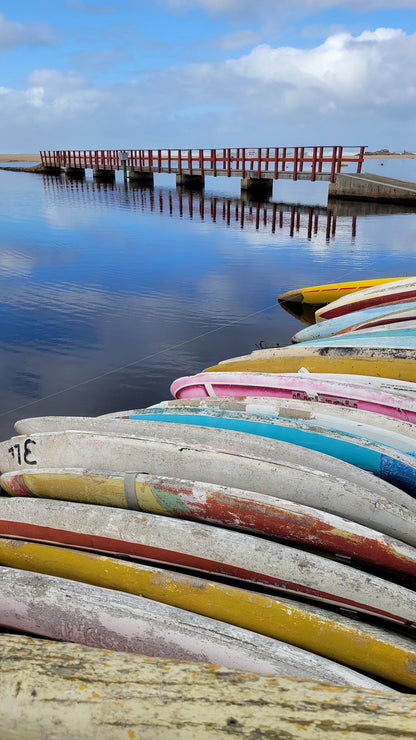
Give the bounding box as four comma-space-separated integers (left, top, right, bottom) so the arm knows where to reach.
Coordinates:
1, 566, 382, 686
316, 277, 416, 322
278, 277, 408, 305
292, 303, 416, 343
15, 401, 416, 454
1, 498, 416, 628
170, 371, 416, 423
8, 636, 416, 740
203, 345, 416, 383
63, 407, 416, 495
302, 333, 416, 349
2, 429, 408, 511
337, 313, 416, 335
152, 396, 416, 444
335, 321, 416, 337
4, 469, 416, 577
2, 538, 416, 689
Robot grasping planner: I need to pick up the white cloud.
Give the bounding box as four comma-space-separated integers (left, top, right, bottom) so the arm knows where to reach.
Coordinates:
0, 14, 59, 50
166, 0, 416, 12
23, 70, 107, 114
1, 27, 416, 151
188, 27, 416, 111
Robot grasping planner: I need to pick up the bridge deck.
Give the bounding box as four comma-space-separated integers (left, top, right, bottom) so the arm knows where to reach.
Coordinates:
40, 146, 365, 183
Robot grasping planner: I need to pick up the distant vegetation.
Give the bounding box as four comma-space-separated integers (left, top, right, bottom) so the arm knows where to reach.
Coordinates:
365, 148, 415, 155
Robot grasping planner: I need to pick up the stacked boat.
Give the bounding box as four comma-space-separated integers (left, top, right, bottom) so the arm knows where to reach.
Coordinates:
1, 276, 416, 708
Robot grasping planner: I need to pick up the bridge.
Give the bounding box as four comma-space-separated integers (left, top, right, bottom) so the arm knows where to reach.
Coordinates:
40, 146, 365, 196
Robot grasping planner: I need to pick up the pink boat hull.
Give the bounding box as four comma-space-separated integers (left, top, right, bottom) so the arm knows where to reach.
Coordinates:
170, 372, 416, 423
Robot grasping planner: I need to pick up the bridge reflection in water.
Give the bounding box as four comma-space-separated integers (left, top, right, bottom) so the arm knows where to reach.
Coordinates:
41, 175, 367, 242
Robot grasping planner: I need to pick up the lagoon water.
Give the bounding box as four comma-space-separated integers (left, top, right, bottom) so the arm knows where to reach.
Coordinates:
0, 160, 415, 442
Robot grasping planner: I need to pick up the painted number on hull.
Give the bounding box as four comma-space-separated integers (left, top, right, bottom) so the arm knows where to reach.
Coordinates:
8, 439, 37, 466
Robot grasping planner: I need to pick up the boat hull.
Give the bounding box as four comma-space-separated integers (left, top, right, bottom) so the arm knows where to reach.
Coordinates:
292, 302, 416, 343
0, 498, 415, 629
204, 346, 416, 383
278, 277, 407, 305
170, 372, 416, 423
4, 470, 416, 578
1, 428, 408, 511
1, 538, 415, 689
2, 564, 383, 685
316, 277, 416, 322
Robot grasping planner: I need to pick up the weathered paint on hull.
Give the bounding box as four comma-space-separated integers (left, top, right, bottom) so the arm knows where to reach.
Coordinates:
4, 469, 416, 580
278, 277, 407, 305
116, 409, 416, 495
292, 302, 416, 343
1, 539, 416, 689
204, 346, 416, 383
15, 405, 416, 454
0, 498, 415, 628
153, 396, 416, 446
170, 371, 416, 423
1, 429, 409, 515
316, 277, 416, 321
304, 333, 416, 349
336, 318, 416, 336
1, 565, 384, 687
11, 410, 416, 493
6, 635, 416, 739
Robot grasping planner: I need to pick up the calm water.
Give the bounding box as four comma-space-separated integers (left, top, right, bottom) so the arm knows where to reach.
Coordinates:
0, 160, 415, 442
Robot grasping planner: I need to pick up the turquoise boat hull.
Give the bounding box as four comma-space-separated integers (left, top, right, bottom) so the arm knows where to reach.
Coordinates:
292, 302, 416, 343
126, 409, 416, 496
303, 333, 416, 349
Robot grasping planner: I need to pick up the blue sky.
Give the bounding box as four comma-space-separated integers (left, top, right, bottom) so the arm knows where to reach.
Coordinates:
1, 1, 416, 152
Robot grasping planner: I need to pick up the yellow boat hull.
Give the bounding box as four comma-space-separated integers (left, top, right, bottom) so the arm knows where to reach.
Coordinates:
278, 277, 407, 305
0, 537, 416, 689
205, 345, 416, 382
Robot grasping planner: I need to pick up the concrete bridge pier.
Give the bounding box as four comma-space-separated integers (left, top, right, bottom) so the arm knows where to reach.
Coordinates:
93, 168, 115, 182
176, 174, 204, 189
129, 170, 154, 185
65, 167, 85, 178
241, 176, 273, 199
41, 166, 63, 175
329, 173, 416, 205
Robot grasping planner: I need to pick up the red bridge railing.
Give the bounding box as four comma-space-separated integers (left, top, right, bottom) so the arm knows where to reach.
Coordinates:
40, 146, 366, 183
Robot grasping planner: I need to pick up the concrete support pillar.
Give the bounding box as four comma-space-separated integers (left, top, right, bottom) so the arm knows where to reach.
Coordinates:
176, 174, 204, 190
329, 173, 416, 205
65, 167, 85, 178
129, 170, 154, 185
241, 177, 273, 198
93, 169, 115, 182
41, 166, 63, 175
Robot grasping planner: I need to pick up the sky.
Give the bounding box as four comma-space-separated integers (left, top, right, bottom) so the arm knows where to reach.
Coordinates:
0, 1, 416, 152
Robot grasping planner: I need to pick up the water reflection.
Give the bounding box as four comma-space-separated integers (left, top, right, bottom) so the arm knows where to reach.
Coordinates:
278, 301, 321, 326
0, 167, 415, 441
41, 175, 360, 243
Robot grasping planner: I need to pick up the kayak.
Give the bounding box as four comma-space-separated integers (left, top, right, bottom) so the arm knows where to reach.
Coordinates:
170, 371, 416, 422
278, 277, 408, 305
203, 345, 416, 383
292, 302, 416, 343
1, 539, 416, 689
316, 277, 416, 322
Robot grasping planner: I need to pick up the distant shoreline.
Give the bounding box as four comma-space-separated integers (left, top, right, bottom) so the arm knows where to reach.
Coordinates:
363, 153, 416, 159
0, 154, 41, 163
0, 152, 415, 165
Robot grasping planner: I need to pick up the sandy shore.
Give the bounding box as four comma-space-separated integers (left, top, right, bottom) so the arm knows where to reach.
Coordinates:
0, 154, 41, 163
364, 153, 416, 159
0, 153, 415, 164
